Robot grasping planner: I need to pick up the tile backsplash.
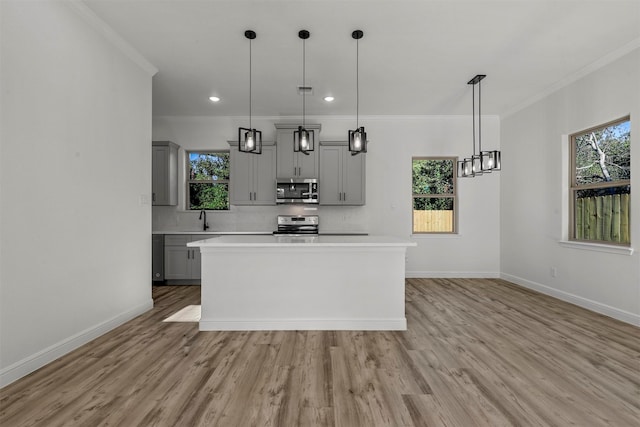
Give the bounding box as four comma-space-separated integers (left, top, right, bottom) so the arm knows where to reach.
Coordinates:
153, 205, 369, 233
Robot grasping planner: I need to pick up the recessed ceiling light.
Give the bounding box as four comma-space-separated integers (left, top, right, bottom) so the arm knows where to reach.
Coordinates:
209, 96, 220, 102
324, 96, 335, 102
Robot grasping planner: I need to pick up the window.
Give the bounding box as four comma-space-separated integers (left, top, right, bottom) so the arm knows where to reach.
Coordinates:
412, 157, 457, 233
187, 151, 230, 210
570, 117, 630, 245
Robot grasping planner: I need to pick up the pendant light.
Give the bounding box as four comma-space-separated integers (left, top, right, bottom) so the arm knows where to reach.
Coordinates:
238, 30, 262, 154
348, 30, 367, 155
457, 74, 501, 177
293, 30, 314, 155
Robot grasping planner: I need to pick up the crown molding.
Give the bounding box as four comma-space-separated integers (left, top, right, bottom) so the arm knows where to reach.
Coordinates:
501, 38, 640, 119
65, 1, 158, 76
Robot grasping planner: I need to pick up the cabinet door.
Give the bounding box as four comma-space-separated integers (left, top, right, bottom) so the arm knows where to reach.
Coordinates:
296, 148, 319, 178
343, 151, 365, 205
230, 148, 253, 205
276, 130, 297, 177
319, 145, 343, 205
253, 145, 276, 205
152, 146, 169, 205
190, 248, 201, 280
164, 246, 191, 280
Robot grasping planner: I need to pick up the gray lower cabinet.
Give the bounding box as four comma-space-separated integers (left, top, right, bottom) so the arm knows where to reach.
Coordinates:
152, 141, 179, 206
275, 123, 321, 178
319, 142, 366, 205
152, 234, 164, 282
164, 235, 208, 282
229, 142, 276, 205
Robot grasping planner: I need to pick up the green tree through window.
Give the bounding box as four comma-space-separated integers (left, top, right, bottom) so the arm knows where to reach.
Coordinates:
412, 157, 457, 233
187, 151, 230, 210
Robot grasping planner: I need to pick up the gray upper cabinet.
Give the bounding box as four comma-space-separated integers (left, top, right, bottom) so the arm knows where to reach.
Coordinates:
152, 141, 179, 206
229, 142, 276, 205
319, 142, 366, 205
275, 123, 321, 178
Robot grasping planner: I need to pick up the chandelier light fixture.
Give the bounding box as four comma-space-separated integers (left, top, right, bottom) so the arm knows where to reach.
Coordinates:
348, 30, 367, 155
458, 74, 501, 177
293, 30, 314, 155
238, 30, 262, 154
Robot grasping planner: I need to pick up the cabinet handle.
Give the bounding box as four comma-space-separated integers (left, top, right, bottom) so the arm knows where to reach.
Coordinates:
152, 193, 156, 202
343, 192, 346, 201
249, 192, 252, 201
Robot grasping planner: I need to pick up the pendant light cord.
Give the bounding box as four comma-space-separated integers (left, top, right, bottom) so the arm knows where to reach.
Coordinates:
249, 37, 252, 130
472, 81, 476, 156
356, 37, 360, 128
302, 37, 306, 127
478, 78, 482, 154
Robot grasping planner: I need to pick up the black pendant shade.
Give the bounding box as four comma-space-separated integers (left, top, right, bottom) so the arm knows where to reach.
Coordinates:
348, 30, 367, 155
293, 125, 314, 155
294, 30, 313, 155
348, 127, 367, 154
238, 30, 262, 154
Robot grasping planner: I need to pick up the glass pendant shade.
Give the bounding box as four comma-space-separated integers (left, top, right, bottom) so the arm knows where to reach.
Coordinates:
294, 126, 314, 155
491, 150, 501, 170
480, 151, 493, 173
458, 158, 474, 178
471, 155, 483, 176
348, 127, 367, 154
238, 127, 262, 154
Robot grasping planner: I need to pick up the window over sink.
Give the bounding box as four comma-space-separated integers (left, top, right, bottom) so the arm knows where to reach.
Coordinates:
186, 151, 230, 210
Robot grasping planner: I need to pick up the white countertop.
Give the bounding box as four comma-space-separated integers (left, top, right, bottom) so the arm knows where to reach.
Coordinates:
153, 231, 272, 235
187, 234, 416, 248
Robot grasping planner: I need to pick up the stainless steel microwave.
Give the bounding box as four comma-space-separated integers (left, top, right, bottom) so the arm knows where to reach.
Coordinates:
276, 178, 318, 204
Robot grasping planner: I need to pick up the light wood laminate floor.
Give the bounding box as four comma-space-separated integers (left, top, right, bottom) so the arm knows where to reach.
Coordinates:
1, 278, 639, 426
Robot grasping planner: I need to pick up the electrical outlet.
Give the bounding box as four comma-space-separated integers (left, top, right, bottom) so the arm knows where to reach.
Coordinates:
550, 267, 557, 278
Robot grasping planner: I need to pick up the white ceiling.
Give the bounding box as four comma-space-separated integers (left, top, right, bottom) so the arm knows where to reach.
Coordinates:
84, 0, 640, 117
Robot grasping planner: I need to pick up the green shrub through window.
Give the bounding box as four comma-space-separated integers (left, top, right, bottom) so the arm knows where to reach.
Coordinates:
187, 151, 230, 210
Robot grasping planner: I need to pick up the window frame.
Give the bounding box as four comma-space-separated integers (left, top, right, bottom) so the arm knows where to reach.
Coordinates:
185, 149, 231, 211
568, 116, 631, 246
411, 156, 458, 235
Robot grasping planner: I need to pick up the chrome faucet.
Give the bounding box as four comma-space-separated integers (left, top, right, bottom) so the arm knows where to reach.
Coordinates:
199, 210, 209, 231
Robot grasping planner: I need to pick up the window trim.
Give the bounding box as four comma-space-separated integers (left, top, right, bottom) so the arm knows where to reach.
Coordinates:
185, 149, 230, 211
568, 116, 630, 246
411, 156, 458, 235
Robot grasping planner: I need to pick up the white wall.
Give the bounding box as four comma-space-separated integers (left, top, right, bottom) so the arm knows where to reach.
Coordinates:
152, 114, 502, 277
500, 48, 640, 324
0, 1, 155, 386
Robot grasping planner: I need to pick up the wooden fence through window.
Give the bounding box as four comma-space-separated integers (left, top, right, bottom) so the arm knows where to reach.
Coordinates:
413, 210, 454, 233
575, 193, 630, 243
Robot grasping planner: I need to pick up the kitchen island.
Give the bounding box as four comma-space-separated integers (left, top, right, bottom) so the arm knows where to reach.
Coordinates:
188, 235, 416, 331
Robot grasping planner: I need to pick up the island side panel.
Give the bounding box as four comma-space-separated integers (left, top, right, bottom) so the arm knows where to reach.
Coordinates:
199, 246, 407, 330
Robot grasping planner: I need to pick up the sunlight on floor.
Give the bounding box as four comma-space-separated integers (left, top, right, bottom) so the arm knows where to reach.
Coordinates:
163, 305, 201, 322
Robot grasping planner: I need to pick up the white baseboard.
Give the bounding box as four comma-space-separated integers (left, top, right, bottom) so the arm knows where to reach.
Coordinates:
200, 318, 407, 331
406, 271, 500, 278
0, 299, 154, 388
501, 273, 639, 326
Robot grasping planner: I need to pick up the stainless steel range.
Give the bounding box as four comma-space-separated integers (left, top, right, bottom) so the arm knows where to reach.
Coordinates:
273, 215, 319, 236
